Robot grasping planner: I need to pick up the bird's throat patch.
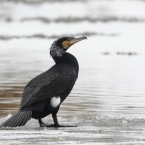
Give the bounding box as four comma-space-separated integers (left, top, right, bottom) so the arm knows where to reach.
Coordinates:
62, 41, 72, 49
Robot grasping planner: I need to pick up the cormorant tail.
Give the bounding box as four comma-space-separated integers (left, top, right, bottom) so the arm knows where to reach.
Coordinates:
0, 110, 32, 127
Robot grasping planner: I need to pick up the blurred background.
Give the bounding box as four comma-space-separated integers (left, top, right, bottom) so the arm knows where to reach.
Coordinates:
0, 0, 145, 119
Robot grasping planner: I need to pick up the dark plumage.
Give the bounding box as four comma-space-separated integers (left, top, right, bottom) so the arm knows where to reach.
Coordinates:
0, 36, 87, 128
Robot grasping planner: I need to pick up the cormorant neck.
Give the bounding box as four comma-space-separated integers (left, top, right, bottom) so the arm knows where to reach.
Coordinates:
52, 52, 79, 75
50, 44, 65, 57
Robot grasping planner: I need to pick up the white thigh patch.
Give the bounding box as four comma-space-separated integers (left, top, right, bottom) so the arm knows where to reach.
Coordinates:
51, 96, 61, 108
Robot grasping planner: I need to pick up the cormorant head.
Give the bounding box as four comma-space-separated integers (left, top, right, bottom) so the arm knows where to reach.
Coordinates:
50, 36, 87, 57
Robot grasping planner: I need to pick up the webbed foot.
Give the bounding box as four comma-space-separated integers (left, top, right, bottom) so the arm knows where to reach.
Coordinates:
53, 124, 77, 127
40, 123, 77, 127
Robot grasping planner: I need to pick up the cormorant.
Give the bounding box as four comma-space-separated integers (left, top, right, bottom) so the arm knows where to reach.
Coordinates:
0, 36, 87, 127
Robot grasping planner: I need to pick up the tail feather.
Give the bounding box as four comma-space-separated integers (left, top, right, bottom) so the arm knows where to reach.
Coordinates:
8, 111, 22, 127
2, 111, 20, 127
0, 110, 32, 127
21, 111, 30, 126
12, 111, 24, 127
15, 112, 25, 126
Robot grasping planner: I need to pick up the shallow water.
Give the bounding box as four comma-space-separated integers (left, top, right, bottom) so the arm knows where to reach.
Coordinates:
0, 0, 145, 144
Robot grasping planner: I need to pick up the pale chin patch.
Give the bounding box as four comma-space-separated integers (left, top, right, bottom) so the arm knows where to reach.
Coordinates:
62, 41, 70, 49
51, 96, 61, 108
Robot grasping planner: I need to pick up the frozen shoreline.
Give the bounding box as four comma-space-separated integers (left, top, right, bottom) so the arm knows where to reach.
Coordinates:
1, 115, 145, 144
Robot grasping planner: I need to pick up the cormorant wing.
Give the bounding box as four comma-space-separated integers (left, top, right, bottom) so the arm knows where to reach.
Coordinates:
20, 64, 77, 109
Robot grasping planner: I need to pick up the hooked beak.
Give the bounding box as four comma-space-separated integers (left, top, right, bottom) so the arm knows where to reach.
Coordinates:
62, 36, 87, 50
70, 36, 87, 44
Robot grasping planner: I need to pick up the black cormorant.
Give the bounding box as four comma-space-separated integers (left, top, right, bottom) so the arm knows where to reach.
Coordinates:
0, 36, 87, 127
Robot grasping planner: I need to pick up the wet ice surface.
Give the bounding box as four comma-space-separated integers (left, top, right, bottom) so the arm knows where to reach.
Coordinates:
1, 115, 145, 145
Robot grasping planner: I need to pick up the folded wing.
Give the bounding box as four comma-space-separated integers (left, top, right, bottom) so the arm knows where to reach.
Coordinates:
20, 63, 77, 109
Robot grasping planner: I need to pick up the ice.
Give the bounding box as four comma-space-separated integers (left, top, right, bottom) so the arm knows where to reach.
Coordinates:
0, 115, 145, 144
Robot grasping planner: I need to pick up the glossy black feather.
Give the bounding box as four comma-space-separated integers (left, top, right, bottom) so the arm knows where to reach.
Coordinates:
20, 63, 77, 109
0, 111, 32, 127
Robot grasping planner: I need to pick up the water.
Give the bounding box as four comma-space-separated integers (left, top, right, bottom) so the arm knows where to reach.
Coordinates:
0, 0, 145, 144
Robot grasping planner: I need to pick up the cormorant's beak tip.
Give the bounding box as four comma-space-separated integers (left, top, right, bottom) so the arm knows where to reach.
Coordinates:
82, 36, 87, 40
71, 36, 87, 44
76, 36, 87, 40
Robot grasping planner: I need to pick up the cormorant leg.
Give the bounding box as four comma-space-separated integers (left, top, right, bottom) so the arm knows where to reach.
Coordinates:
52, 113, 77, 127
38, 118, 54, 127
